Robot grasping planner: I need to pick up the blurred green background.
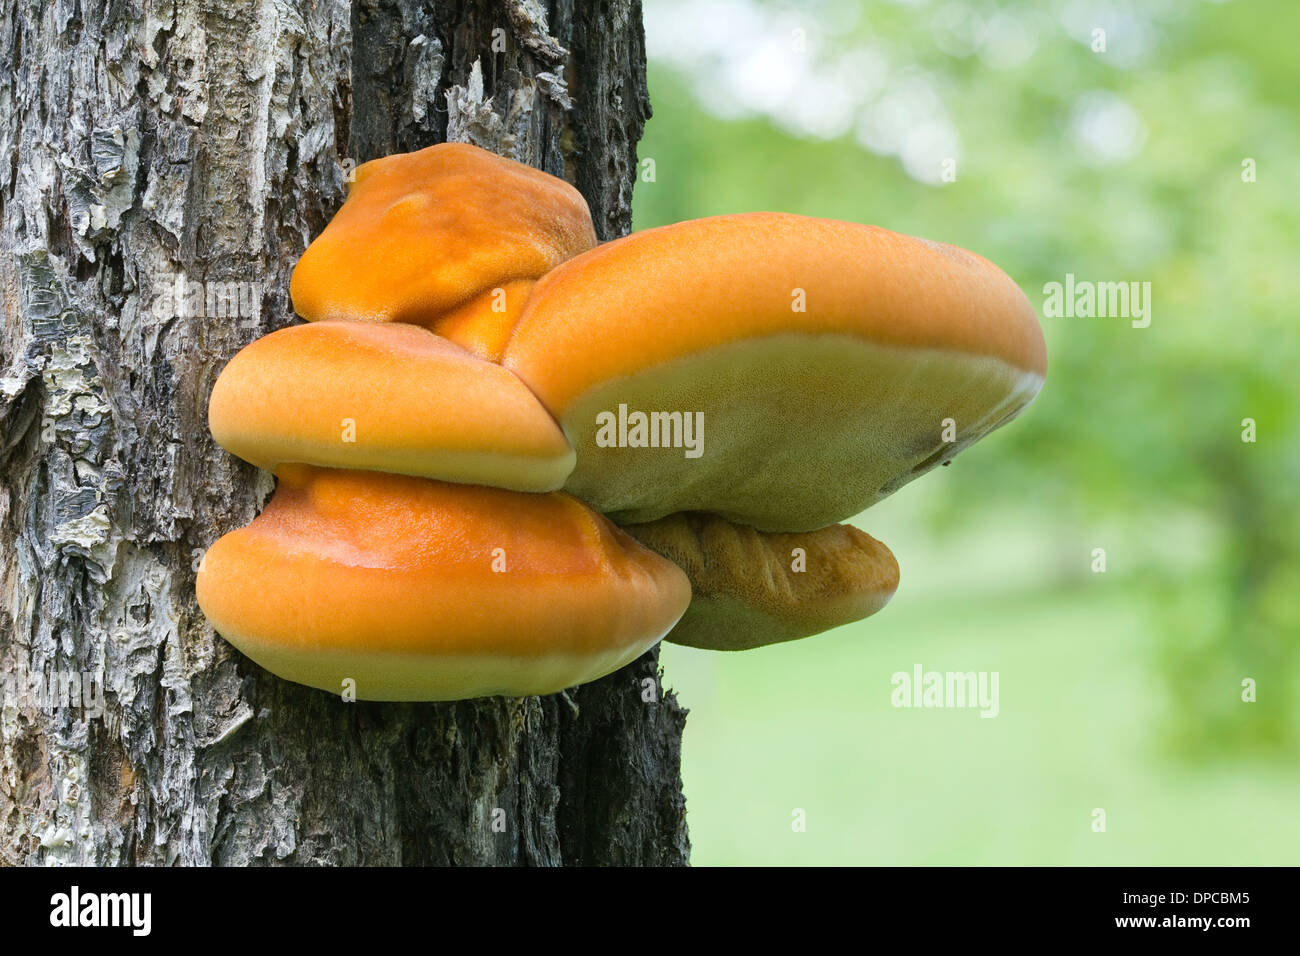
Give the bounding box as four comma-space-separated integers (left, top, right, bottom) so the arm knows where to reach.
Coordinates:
636, 0, 1300, 864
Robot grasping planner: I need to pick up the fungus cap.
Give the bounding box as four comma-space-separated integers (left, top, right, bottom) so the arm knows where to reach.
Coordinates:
426, 278, 535, 362
504, 212, 1047, 532
290, 142, 596, 329
624, 512, 899, 650
195, 466, 692, 701
208, 321, 575, 492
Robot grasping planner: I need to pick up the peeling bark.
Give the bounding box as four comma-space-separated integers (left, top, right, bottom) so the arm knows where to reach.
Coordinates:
0, 0, 687, 866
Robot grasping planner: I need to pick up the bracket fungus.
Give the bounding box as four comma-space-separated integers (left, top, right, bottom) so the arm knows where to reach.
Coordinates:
504, 213, 1047, 532
623, 513, 900, 651
207, 320, 574, 491
197, 466, 690, 700
289, 143, 597, 358
198, 143, 1047, 697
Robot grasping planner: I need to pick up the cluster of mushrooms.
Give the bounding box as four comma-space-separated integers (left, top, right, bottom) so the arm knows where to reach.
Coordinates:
196, 143, 1047, 701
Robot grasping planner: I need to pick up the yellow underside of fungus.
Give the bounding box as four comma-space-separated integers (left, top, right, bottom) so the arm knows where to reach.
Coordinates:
622, 513, 901, 651
197, 142, 1048, 701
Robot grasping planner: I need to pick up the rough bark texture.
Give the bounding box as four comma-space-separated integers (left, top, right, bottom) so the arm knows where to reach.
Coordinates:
0, 0, 689, 866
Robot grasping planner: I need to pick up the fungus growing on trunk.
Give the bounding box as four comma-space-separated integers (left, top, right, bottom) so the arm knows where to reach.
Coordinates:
196, 466, 690, 701
289, 142, 596, 357
199, 148, 1048, 698
623, 512, 900, 651
208, 320, 574, 491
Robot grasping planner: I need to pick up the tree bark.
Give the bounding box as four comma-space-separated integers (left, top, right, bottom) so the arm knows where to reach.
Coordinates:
0, 0, 689, 866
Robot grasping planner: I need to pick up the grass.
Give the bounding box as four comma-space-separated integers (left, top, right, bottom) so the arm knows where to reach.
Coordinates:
661, 525, 1300, 865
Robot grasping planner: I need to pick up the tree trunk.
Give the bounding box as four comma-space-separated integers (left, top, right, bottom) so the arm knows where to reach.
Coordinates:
0, 0, 689, 866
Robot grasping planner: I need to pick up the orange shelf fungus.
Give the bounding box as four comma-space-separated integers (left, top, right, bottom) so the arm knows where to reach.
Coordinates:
197, 466, 689, 700
208, 321, 574, 491
289, 143, 596, 359
623, 513, 900, 652
504, 213, 1047, 532
199, 145, 1047, 695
